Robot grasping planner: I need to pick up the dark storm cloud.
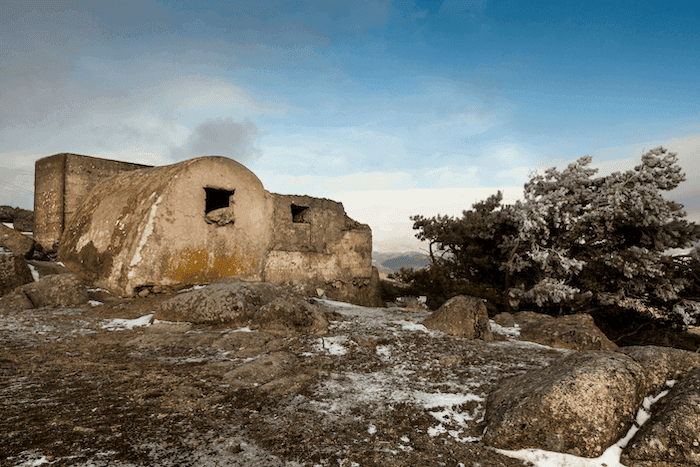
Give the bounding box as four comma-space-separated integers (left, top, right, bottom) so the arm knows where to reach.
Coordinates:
171, 117, 262, 163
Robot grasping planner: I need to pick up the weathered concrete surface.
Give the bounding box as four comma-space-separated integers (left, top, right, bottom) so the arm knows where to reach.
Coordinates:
0, 223, 36, 258
34, 153, 151, 252
514, 311, 617, 351
483, 351, 647, 457
422, 295, 493, 342
623, 367, 700, 466
263, 194, 380, 307
0, 250, 34, 297
55, 156, 380, 305
58, 157, 272, 296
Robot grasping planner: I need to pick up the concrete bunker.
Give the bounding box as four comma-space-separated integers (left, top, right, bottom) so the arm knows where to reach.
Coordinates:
46, 154, 381, 306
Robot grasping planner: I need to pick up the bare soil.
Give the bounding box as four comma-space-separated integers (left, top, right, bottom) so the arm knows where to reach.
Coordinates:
0, 291, 568, 466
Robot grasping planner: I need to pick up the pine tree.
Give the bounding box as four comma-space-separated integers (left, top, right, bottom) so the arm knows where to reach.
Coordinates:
408, 147, 700, 327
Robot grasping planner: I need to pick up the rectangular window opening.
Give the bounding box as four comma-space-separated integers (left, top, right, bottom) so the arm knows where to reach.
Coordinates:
291, 204, 310, 223
205, 187, 234, 214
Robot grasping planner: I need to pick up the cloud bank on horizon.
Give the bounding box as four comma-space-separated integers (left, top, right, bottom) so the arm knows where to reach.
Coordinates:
1, 0, 699, 252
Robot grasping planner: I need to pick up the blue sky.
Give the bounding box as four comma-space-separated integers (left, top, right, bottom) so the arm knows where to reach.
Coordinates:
1, 0, 699, 251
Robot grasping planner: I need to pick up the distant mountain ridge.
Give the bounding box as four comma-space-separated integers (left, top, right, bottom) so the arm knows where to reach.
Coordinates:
372, 251, 430, 274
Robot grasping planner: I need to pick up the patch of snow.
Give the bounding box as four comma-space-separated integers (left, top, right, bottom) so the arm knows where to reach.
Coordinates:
367, 424, 377, 435
230, 326, 255, 333
428, 424, 447, 437
178, 285, 207, 293
2, 222, 13, 229
56, 261, 66, 267
88, 300, 103, 307
490, 320, 520, 337
102, 314, 153, 331
14, 456, 50, 466
414, 391, 484, 409
376, 345, 392, 358
315, 336, 351, 355
87, 288, 107, 293
152, 319, 189, 325
415, 391, 485, 442
316, 298, 365, 309
27, 264, 40, 281
395, 320, 430, 333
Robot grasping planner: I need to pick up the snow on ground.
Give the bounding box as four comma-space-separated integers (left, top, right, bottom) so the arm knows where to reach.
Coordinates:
27, 264, 40, 282
311, 299, 567, 445
66, 297, 682, 465
177, 285, 207, 293
489, 320, 520, 337
101, 314, 154, 331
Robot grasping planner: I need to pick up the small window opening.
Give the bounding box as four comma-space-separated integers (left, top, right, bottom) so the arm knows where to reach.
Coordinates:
204, 187, 234, 214
291, 204, 310, 223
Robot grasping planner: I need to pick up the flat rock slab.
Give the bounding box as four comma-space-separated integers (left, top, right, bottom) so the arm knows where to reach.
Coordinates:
155, 282, 327, 335
623, 367, 700, 466
483, 350, 647, 457
514, 311, 617, 351
155, 282, 283, 325
250, 296, 328, 335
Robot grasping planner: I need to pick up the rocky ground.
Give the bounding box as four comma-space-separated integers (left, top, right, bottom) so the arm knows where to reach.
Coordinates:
0, 288, 575, 467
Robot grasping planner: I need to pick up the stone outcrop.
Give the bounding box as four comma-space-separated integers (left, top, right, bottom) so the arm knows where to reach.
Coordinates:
154, 281, 327, 334
484, 345, 700, 461
250, 296, 328, 335
0, 250, 34, 297
0, 273, 88, 311
422, 295, 493, 342
513, 311, 617, 351
483, 351, 647, 457
155, 282, 278, 325
622, 367, 700, 466
0, 223, 36, 258
615, 345, 700, 394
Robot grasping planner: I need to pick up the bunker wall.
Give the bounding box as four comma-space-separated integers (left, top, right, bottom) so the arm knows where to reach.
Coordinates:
34, 153, 151, 252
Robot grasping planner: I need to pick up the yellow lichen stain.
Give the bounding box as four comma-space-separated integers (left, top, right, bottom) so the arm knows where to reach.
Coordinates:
165, 247, 256, 284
